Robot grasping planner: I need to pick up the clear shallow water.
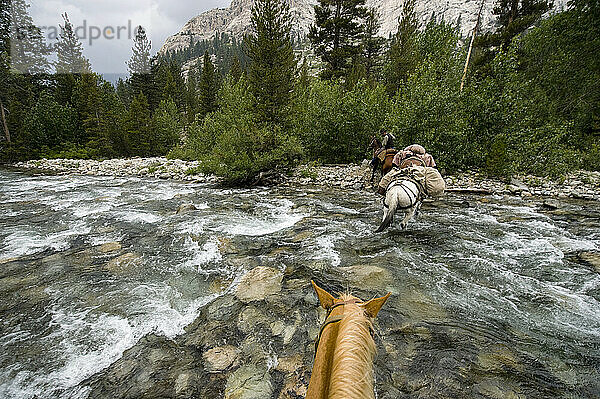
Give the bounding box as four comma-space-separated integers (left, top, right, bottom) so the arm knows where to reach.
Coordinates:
0, 169, 599, 398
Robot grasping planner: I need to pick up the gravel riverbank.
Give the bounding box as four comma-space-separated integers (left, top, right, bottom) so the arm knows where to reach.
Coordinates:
10, 157, 600, 201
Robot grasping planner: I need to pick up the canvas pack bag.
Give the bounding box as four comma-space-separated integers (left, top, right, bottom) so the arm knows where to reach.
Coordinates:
423, 167, 445, 197
379, 166, 445, 197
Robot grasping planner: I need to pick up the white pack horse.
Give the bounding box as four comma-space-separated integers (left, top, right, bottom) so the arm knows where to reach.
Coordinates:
375, 179, 422, 232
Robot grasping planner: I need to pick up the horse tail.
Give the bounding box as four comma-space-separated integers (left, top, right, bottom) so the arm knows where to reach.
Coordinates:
376, 189, 398, 233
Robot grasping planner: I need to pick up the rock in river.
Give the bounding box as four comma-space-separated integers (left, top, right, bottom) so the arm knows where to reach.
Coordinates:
203, 345, 239, 373
225, 365, 272, 399
338, 264, 392, 289
105, 252, 142, 274
578, 251, 600, 273
98, 242, 122, 253
176, 203, 197, 214
235, 266, 283, 303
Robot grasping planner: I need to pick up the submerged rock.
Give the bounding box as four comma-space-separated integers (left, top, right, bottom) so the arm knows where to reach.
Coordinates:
98, 242, 122, 253
104, 252, 141, 274
577, 251, 600, 273
237, 306, 270, 334
203, 346, 240, 373
225, 365, 272, 399
235, 266, 283, 303
176, 203, 197, 214
338, 264, 392, 289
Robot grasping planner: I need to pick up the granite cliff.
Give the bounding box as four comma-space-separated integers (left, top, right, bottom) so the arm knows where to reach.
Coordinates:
160, 0, 567, 55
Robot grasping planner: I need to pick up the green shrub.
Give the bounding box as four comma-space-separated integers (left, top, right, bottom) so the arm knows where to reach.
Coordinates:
293, 79, 390, 163
200, 123, 303, 184
176, 75, 303, 184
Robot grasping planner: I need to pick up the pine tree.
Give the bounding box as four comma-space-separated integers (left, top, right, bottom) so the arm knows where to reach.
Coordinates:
54, 13, 91, 74
346, 55, 366, 89
494, 0, 551, 50
297, 58, 310, 94
229, 56, 243, 82
167, 60, 186, 110
125, 92, 152, 156
0, 0, 10, 143
8, 0, 50, 74
128, 26, 152, 97
71, 73, 103, 145
128, 26, 151, 75
385, 0, 419, 95
309, 0, 368, 80
116, 78, 130, 106
362, 8, 385, 84
85, 82, 127, 157
198, 50, 218, 117
185, 66, 199, 123
473, 0, 551, 74
152, 98, 181, 154
246, 0, 296, 125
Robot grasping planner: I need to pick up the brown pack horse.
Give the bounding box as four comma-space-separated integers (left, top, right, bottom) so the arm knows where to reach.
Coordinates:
369, 136, 397, 183
307, 281, 391, 399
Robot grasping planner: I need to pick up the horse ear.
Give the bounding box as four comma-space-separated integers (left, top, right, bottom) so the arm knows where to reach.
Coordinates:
311, 280, 335, 309
362, 292, 391, 318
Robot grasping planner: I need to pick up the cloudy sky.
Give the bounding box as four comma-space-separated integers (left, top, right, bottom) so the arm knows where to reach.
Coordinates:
29, 0, 230, 74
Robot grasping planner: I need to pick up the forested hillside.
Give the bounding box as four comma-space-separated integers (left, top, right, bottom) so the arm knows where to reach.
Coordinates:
1, 0, 598, 184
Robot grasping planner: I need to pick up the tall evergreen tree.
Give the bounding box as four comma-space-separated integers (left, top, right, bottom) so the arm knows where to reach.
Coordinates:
54, 13, 91, 74
309, 0, 368, 80
72, 73, 103, 145
151, 98, 181, 154
473, 0, 552, 74
185, 66, 199, 123
198, 51, 218, 117
116, 78, 130, 106
362, 8, 385, 83
385, 0, 419, 95
229, 56, 243, 82
0, 0, 11, 144
86, 82, 127, 157
128, 26, 151, 75
167, 60, 186, 110
297, 58, 310, 94
8, 0, 50, 74
125, 92, 152, 156
246, 0, 296, 125
128, 26, 152, 98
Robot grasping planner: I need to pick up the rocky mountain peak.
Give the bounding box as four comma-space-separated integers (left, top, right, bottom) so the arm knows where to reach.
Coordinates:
159, 0, 566, 55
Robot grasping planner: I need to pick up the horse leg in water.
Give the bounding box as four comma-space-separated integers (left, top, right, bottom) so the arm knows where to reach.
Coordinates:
376, 181, 420, 232
400, 201, 421, 229
370, 158, 380, 182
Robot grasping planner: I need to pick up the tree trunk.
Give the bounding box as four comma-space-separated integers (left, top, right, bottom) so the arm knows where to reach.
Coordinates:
333, 0, 342, 75
0, 98, 10, 144
460, 0, 486, 92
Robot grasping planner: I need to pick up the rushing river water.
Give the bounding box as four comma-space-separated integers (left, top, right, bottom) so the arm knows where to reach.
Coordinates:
0, 168, 599, 398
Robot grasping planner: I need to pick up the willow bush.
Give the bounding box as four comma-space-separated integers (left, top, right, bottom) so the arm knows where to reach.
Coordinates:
293, 79, 390, 164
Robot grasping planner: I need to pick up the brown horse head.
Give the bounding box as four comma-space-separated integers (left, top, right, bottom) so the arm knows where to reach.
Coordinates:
307, 281, 391, 399
369, 136, 381, 152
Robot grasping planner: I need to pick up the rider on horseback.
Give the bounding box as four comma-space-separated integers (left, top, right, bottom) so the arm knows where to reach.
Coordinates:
378, 129, 395, 159
371, 129, 395, 167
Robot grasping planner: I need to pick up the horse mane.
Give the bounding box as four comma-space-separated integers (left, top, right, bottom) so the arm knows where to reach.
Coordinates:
328, 295, 376, 399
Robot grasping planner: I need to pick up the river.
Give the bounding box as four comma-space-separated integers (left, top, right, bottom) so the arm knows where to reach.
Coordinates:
0, 168, 598, 398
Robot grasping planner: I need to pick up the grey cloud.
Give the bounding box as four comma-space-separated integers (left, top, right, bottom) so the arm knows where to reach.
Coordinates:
28, 0, 230, 74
